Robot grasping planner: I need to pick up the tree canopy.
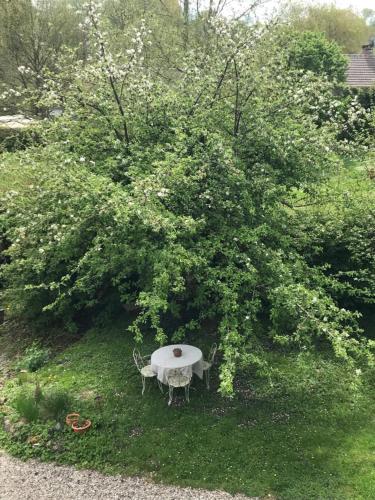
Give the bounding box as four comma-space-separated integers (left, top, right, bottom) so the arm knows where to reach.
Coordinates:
0, 1, 374, 395
286, 30, 348, 81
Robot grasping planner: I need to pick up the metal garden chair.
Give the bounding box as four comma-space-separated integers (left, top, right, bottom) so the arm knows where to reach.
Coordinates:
202, 343, 217, 389
133, 348, 162, 395
166, 368, 191, 406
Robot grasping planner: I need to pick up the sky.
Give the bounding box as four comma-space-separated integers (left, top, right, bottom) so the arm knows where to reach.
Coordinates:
329, 1, 374, 11
273, 1, 374, 17
221, 0, 375, 17
273, 0, 374, 15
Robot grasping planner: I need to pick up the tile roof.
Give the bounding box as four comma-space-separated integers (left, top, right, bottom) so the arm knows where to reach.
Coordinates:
346, 49, 375, 87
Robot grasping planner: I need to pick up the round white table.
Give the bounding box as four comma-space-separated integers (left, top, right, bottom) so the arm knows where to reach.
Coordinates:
151, 344, 204, 385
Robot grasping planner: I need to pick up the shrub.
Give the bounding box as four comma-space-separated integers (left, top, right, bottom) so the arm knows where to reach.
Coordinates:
0, 125, 40, 153
11, 384, 72, 422
291, 167, 375, 309
13, 391, 39, 422
16, 342, 50, 372
1, 8, 374, 394
40, 389, 72, 420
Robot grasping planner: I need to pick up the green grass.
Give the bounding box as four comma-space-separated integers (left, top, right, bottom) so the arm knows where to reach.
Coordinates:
0, 146, 53, 196
287, 158, 375, 216
1, 317, 374, 500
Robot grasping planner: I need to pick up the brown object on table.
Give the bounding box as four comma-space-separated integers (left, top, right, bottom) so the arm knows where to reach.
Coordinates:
173, 348, 182, 357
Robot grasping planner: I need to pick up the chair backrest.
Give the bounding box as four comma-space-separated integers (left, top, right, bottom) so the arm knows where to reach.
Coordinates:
166, 368, 189, 386
208, 343, 217, 364
133, 348, 144, 372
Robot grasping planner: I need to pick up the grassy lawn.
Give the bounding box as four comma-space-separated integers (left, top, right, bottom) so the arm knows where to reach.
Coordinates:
1, 316, 374, 500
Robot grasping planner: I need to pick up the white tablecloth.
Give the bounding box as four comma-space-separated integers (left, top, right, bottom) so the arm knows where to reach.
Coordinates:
151, 344, 204, 385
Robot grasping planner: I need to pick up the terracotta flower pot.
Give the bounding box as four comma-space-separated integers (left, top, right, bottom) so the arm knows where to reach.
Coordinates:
173, 348, 182, 357
72, 419, 91, 434
65, 413, 80, 426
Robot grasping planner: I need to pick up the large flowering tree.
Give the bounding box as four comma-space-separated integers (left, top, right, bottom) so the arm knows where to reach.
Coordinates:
1, 1, 374, 394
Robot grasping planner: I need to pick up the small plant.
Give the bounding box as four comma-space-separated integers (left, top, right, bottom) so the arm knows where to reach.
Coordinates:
13, 391, 39, 422
71, 416, 92, 433
17, 370, 30, 385
16, 342, 50, 372
34, 381, 43, 404
12, 385, 72, 422
41, 389, 72, 420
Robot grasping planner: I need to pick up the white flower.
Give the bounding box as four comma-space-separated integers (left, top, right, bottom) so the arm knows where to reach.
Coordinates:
79, 156, 86, 162
156, 188, 169, 198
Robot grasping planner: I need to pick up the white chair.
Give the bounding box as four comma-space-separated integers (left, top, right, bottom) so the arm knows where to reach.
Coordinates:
133, 348, 162, 395
202, 343, 217, 389
166, 369, 191, 406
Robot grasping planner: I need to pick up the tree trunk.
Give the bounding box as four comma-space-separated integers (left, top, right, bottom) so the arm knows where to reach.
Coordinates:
183, 0, 189, 48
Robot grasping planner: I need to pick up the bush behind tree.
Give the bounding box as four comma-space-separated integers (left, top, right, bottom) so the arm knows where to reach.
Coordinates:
286, 31, 348, 81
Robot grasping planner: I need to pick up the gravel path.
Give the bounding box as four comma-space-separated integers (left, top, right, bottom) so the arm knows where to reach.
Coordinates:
0, 451, 254, 500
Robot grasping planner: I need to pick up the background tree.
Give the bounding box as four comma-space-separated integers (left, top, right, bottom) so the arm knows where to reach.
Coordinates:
362, 8, 375, 29
287, 2, 373, 53
0, 0, 84, 112
0, 0, 267, 115
286, 31, 348, 82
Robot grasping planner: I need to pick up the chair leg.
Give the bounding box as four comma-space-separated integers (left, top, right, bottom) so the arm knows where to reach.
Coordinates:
157, 378, 164, 394
205, 369, 210, 390
185, 384, 190, 403
168, 385, 173, 405
141, 376, 146, 396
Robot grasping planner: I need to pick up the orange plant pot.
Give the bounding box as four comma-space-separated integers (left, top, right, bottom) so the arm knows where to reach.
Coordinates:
72, 419, 92, 434
65, 413, 80, 426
